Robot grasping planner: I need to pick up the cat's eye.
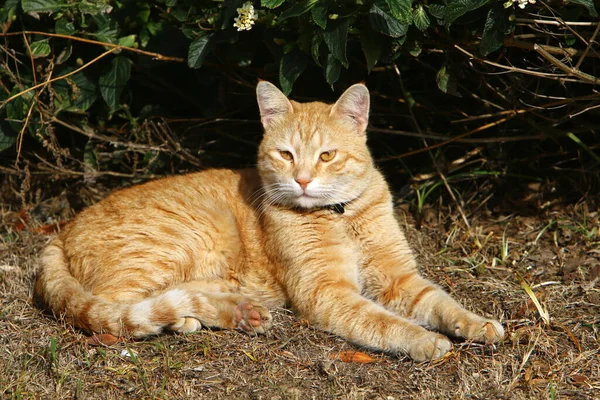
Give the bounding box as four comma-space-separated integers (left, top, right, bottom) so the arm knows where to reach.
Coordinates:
279, 150, 294, 162
320, 150, 336, 162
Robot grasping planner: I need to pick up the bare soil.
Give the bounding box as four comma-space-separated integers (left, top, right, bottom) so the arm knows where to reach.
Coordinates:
1, 186, 599, 399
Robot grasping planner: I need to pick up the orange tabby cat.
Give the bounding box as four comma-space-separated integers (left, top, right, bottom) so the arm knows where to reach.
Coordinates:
35, 82, 504, 361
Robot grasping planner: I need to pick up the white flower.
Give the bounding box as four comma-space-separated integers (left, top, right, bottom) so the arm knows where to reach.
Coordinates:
512, 0, 536, 9
233, 2, 258, 31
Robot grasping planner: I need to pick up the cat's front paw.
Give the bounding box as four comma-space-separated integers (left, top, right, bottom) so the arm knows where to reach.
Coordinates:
407, 331, 452, 362
453, 316, 504, 344
235, 301, 273, 335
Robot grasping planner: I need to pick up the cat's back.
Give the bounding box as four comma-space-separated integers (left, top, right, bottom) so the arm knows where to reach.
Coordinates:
59, 168, 262, 264
67, 168, 259, 225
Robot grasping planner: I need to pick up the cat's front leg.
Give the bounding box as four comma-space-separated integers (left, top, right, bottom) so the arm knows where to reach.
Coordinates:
358, 213, 504, 344
380, 273, 504, 344
276, 224, 453, 361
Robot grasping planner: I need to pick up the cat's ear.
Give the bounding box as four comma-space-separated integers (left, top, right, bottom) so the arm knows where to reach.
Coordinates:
330, 84, 370, 134
256, 81, 293, 129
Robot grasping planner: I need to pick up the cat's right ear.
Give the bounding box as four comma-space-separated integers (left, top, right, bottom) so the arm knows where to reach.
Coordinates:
256, 81, 293, 130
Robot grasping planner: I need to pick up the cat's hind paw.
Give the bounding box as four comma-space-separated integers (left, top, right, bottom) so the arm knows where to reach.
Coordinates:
170, 317, 202, 333
235, 301, 273, 335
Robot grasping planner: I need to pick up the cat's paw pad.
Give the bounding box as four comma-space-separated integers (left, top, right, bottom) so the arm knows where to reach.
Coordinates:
454, 318, 504, 344
235, 301, 272, 335
170, 317, 202, 333
408, 332, 452, 362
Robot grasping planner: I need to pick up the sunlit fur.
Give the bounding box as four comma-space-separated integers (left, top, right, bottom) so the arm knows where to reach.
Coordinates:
34, 82, 504, 361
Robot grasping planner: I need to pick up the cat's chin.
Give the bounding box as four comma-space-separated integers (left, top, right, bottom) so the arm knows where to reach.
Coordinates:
293, 195, 330, 210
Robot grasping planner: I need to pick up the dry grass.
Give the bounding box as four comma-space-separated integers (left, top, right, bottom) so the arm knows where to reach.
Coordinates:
1, 190, 599, 399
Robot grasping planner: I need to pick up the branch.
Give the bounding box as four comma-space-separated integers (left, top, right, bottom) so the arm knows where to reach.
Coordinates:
0, 31, 185, 62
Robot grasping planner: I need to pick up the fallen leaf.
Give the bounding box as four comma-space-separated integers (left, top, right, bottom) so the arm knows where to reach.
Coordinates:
86, 333, 123, 346
569, 374, 590, 386
515, 291, 547, 318
589, 264, 600, 282
330, 351, 376, 364
35, 221, 67, 235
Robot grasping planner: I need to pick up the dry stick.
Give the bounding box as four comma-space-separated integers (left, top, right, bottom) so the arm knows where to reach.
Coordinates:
533, 44, 600, 84
392, 64, 471, 231
0, 48, 118, 108
49, 116, 166, 152
15, 99, 36, 167
575, 22, 600, 70
377, 116, 514, 161
0, 31, 185, 62
515, 18, 598, 27
454, 45, 597, 84
503, 39, 585, 59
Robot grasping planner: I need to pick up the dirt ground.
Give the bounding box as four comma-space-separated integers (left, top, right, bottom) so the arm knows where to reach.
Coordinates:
1, 182, 599, 399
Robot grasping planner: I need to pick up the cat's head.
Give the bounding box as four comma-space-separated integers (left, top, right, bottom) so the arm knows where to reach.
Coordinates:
256, 81, 373, 210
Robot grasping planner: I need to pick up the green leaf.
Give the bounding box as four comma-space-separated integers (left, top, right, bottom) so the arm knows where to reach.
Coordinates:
322, 19, 349, 67
93, 15, 119, 44
568, 0, 597, 17
369, 3, 408, 38
279, 49, 308, 95
21, 0, 69, 13
55, 43, 72, 64
187, 33, 214, 69
480, 4, 512, 56
311, 33, 323, 67
360, 29, 381, 73
77, 0, 112, 15
408, 41, 422, 57
98, 56, 131, 110
440, 0, 490, 26
29, 40, 51, 58
311, 3, 328, 29
55, 19, 76, 35
436, 66, 461, 97
325, 54, 341, 89
385, 0, 413, 25
118, 34, 137, 48
0, 110, 17, 153
261, 0, 285, 9
66, 72, 97, 112
279, 0, 318, 21
413, 5, 430, 31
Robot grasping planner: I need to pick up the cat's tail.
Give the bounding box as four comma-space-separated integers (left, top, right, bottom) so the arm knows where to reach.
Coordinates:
34, 237, 219, 337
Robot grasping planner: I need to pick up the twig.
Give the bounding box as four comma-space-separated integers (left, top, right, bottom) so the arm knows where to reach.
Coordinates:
0, 48, 118, 108
534, 44, 599, 84
15, 97, 35, 166
377, 116, 515, 161
392, 64, 471, 230
503, 39, 590, 59
515, 18, 599, 27
49, 116, 166, 152
455, 45, 597, 84
0, 31, 185, 62
575, 22, 600, 69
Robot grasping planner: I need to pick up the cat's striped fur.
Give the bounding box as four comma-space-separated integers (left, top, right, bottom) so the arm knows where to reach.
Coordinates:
35, 82, 503, 361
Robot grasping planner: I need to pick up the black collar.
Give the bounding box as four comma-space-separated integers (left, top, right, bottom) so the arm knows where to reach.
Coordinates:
323, 202, 348, 214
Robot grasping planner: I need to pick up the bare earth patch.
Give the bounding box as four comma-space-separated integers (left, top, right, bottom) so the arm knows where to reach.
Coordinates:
1, 200, 598, 399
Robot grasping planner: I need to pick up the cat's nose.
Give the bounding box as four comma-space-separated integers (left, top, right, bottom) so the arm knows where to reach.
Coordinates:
295, 178, 312, 190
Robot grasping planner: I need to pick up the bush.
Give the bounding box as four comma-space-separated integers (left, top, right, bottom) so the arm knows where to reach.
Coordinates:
1, 0, 598, 203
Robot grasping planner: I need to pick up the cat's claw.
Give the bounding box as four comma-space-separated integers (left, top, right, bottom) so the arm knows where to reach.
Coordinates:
235, 301, 272, 335
408, 332, 452, 362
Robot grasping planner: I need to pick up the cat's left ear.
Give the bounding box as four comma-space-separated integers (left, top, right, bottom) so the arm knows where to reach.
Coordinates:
330, 84, 370, 134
